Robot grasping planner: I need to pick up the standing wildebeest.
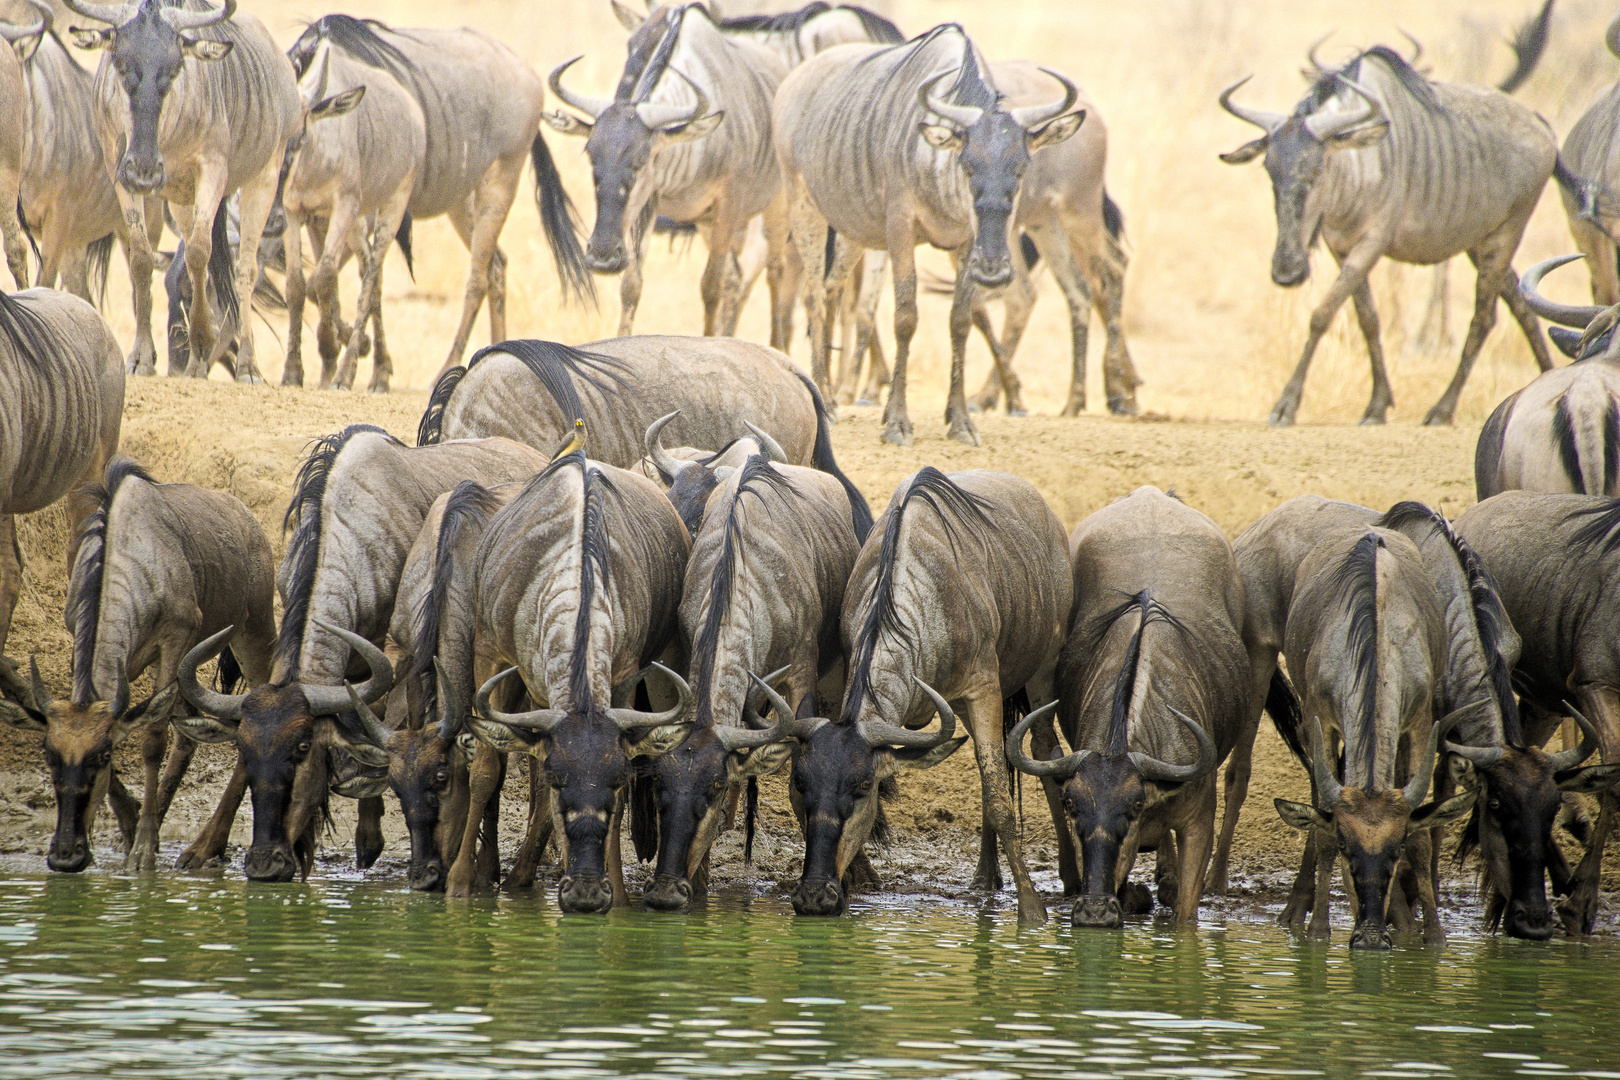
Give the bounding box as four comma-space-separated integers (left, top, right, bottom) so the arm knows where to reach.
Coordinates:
286, 15, 590, 380
279, 40, 423, 393
1272, 527, 1475, 948
547, 3, 787, 341
1554, 14, 1620, 307
1454, 493, 1620, 936
640, 451, 865, 911
0, 288, 123, 659
0, 457, 274, 874
173, 425, 550, 881
766, 468, 1069, 926
68, 0, 299, 383
1220, 45, 1555, 426
774, 24, 1083, 445
1005, 488, 1249, 928
0, 3, 37, 290
462, 450, 696, 913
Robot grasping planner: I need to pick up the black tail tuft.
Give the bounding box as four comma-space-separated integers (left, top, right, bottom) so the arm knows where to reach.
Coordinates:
417, 366, 465, 445
744, 775, 759, 864
800, 372, 873, 541
87, 234, 115, 310
16, 199, 39, 275
394, 211, 414, 280
1102, 190, 1126, 243
1018, 232, 1040, 272
207, 198, 241, 347
1264, 667, 1306, 765
1497, 0, 1554, 94
530, 131, 595, 306
216, 646, 244, 696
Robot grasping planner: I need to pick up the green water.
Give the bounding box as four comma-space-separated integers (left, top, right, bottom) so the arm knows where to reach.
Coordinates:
0, 872, 1615, 1079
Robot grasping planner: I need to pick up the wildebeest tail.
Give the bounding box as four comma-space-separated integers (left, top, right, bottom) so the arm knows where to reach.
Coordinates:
16, 199, 39, 271
87, 234, 115, 310
207, 197, 241, 336
1553, 154, 1604, 226
1552, 390, 1620, 496
0, 288, 64, 370
68, 456, 159, 706
531, 130, 595, 306
413, 480, 502, 730
395, 211, 414, 280
799, 372, 874, 541
459, 338, 628, 444
1264, 667, 1306, 765
1103, 190, 1125, 244
216, 645, 245, 696
1474, 393, 1514, 500
1495, 0, 1553, 94
1019, 232, 1040, 271
417, 365, 465, 445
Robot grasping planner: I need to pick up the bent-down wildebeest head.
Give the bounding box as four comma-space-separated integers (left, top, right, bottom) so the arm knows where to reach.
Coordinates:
175, 619, 394, 882
643, 409, 789, 533
1520, 253, 1620, 362
65, 0, 238, 195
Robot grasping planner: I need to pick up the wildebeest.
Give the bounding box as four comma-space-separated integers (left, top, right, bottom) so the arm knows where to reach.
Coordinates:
67, 0, 300, 382
1272, 527, 1475, 948
173, 425, 549, 882
0, 288, 123, 658
1554, 14, 1620, 306
774, 24, 1082, 445
286, 15, 590, 379
641, 451, 866, 911
1453, 492, 1620, 936
10, 1, 120, 300
1219, 44, 1555, 425
0, 457, 274, 874
1005, 487, 1249, 927
766, 468, 1069, 926
458, 450, 695, 913
279, 38, 423, 393
547, 3, 786, 341
0, 3, 37, 289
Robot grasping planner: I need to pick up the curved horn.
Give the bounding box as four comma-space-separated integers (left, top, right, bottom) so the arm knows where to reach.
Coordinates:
302, 39, 331, 105
1399, 28, 1423, 67
1009, 66, 1079, 130
858, 676, 957, 748
0, 0, 50, 42
644, 409, 691, 482
1520, 255, 1602, 329
1309, 715, 1344, 807
109, 661, 129, 719
348, 682, 396, 750
1005, 701, 1089, 778
548, 55, 612, 120
177, 626, 246, 721
1443, 740, 1507, 769
919, 69, 982, 130
1218, 75, 1285, 134
300, 621, 396, 716
1305, 30, 1333, 72
27, 656, 53, 714
475, 666, 566, 733
717, 673, 795, 751
744, 668, 828, 740
1305, 75, 1382, 141
741, 420, 787, 464
636, 65, 708, 130
1608, 13, 1620, 62
1547, 702, 1601, 771
160, 0, 234, 32
1401, 707, 1462, 807
1129, 707, 1218, 784
60, 0, 132, 26
607, 662, 692, 731
433, 658, 466, 740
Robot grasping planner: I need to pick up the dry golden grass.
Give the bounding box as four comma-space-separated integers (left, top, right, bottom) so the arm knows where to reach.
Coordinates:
33, 0, 1618, 428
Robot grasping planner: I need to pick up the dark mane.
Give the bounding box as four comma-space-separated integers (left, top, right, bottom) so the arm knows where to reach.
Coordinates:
419, 339, 629, 446
0, 291, 64, 371
1566, 497, 1620, 556
691, 456, 801, 726
621, 4, 686, 103
1378, 501, 1521, 744
411, 481, 503, 728
799, 372, 874, 542
1327, 530, 1383, 783
1307, 44, 1439, 115
845, 468, 993, 720
568, 455, 617, 711
68, 457, 158, 706
1074, 590, 1186, 755
295, 14, 416, 78
722, 3, 904, 43
277, 425, 398, 677
868, 23, 993, 111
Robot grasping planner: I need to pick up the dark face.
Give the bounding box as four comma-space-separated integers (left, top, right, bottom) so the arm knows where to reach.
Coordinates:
235, 685, 327, 883
41, 706, 120, 874
1328, 789, 1411, 950
790, 723, 886, 916
1059, 755, 1151, 928
1260, 121, 1327, 288
546, 714, 635, 914
955, 111, 1030, 288
386, 730, 466, 893
583, 105, 654, 274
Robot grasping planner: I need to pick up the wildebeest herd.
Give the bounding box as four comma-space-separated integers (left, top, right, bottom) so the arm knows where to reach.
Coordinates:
3, 0, 1620, 950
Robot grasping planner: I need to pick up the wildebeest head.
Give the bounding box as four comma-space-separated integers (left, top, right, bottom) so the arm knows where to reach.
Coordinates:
280, 41, 367, 186
174, 620, 394, 883
1446, 706, 1620, 940
1520, 254, 1620, 362
471, 662, 695, 914
644, 410, 787, 534
1, 658, 176, 873
1218, 73, 1389, 287
917, 65, 1083, 288
1274, 714, 1475, 950
642, 669, 796, 912
763, 677, 966, 917
66, 0, 237, 196
1006, 699, 1218, 928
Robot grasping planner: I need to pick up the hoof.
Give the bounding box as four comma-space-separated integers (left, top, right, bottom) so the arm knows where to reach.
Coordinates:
1422, 409, 1453, 427
1007, 407, 1029, 418
1107, 397, 1139, 417
946, 421, 981, 446
1267, 410, 1296, 428
880, 421, 913, 447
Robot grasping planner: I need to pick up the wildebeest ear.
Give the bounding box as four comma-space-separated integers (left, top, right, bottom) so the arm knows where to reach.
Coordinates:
611, 0, 644, 32
454, 730, 479, 765
1028, 109, 1084, 152
117, 684, 179, 735
331, 771, 392, 800
171, 711, 239, 744
311, 86, 366, 122
468, 715, 541, 757
179, 36, 233, 62
731, 741, 792, 779
657, 111, 724, 145
1274, 797, 1331, 833
69, 26, 114, 50
1446, 753, 1476, 789
334, 735, 391, 770
1219, 137, 1268, 164
544, 110, 593, 137
918, 123, 963, 152
1325, 121, 1388, 151
1408, 788, 1477, 833
1555, 761, 1620, 795
0, 698, 46, 733
1548, 326, 1585, 360
886, 734, 968, 775
626, 722, 694, 759
12, 33, 41, 63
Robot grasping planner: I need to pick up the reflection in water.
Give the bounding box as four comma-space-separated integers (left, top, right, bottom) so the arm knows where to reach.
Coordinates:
0, 872, 1615, 1079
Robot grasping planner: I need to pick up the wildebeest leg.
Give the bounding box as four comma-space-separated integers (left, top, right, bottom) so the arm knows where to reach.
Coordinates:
853, 252, 890, 405
175, 754, 246, 869
353, 796, 384, 870
787, 183, 835, 399
0, 516, 20, 657
1497, 268, 1552, 376
1279, 834, 1317, 928
315, 199, 361, 389
447, 743, 503, 898
1267, 248, 1376, 426
763, 193, 795, 352
1306, 835, 1335, 940
968, 249, 1038, 417
966, 684, 1045, 926
1415, 259, 1451, 352
442, 153, 525, 374
369, 284, 394, 395
1425, 239, 1515, 425
487, 245, 508, 348
883, 211, 921, 446
147, 733, 198, 851
0, 167, 25, 290
282, 212, 310, 388
1572, 217, 1620, 307
127, 646, 186, 874
944, 253, 981, 446
699, 206, 743, 337
117, 193, 160, 376
1349, 279, 1394, 425
225, 154, 281, 385
340, 192, 409, 393
1208, 709, 1261, 897
1407, 828, 1446, 945
475, 774, 501, 886
504, 760, 550, 891
1039, 228, 1098, 418
1557, 685, 1618, 936
1173, 786, 1215, 923
102, 768, 140, 852
1091, 248, 1140, 416
1030, 718, 1079, 894
180, 172, 229, 380
616, 201, 657, 338
609, 787, 629, 908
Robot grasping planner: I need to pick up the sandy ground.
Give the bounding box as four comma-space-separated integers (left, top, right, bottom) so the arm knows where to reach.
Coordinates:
2, 0, 1618, 931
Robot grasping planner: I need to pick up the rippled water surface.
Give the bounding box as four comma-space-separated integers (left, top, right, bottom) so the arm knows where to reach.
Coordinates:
0, 873, 1616, 1078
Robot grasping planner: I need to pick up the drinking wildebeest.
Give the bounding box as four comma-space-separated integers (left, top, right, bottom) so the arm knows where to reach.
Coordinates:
1272, 527, 1476, 948
773, 23, 1083, 445
1005, 487, 1251, 928
0, 288, 123, 659
762, 468, 1069, 926
173, 425, 550, 882
1219, 44, 1555, 425
458, 449, 695, 913
547, 3, 787, 342
1554, 13, 1620, 307
286, 14, 590, 378
1453, 492, 1620, 936
0, 457, 274, 874
0, 3, 38, 290
67, 0, 300, 382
